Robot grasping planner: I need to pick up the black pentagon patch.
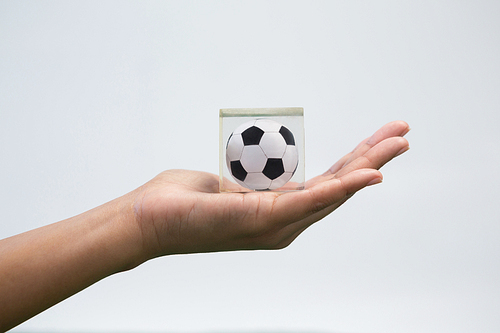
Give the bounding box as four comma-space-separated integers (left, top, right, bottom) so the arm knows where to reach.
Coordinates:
230, 160, 247, 181
262, 158, 285, 180
241, 126, 264, 145
279, 126, 295, 145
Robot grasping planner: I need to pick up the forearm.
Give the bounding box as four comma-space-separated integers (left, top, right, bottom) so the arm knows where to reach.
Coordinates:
0, 192, 145, 331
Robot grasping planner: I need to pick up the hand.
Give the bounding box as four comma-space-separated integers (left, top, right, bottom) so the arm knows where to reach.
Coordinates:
132, 121, 410, 260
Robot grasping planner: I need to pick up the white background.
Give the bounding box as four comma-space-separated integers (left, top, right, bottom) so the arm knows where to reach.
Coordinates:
1, 1, 499, 332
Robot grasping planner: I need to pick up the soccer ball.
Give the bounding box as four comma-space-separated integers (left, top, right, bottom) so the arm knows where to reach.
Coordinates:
226, 118, 298, 190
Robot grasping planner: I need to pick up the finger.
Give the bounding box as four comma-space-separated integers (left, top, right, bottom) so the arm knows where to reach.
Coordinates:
307, 121, 409, 188
328, 120, 410, 176
306, 121, 410, 188
339, 120, 410, 170
334, 136, 409, 179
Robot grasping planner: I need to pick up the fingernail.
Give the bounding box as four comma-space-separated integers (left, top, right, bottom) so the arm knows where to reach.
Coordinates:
395, 146, 410, 157
367, 177, 383, 186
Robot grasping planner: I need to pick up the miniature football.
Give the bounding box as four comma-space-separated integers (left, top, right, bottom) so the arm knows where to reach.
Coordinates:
226, 119, 298, 190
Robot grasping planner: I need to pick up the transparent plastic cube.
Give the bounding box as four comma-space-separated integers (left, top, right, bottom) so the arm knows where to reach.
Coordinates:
219, 107, 305, 193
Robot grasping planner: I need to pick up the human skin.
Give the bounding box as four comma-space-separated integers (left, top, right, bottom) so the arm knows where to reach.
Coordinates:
0, 120, 410, 331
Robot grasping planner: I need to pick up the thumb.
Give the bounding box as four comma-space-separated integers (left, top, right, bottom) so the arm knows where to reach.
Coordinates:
274, 168, 383, 223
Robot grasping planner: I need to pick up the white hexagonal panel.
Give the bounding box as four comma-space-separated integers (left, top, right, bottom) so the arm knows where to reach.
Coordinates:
259, 132, 287, 158
240, 145, 267, 172
244, 172, 272, 190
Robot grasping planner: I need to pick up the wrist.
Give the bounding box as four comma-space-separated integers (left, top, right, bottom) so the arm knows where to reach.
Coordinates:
100, 190, 150, 272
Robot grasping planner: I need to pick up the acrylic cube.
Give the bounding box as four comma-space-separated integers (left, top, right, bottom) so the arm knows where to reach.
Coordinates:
219, 107, 305, 192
